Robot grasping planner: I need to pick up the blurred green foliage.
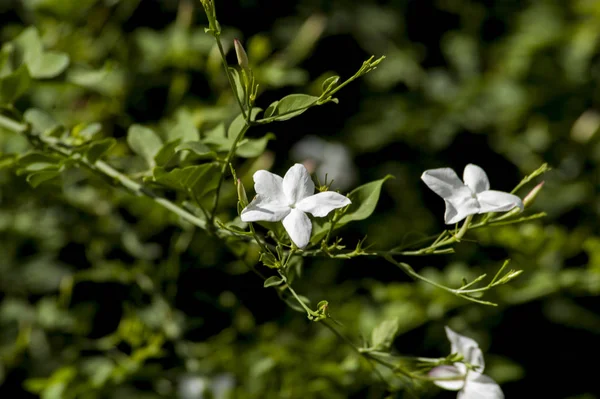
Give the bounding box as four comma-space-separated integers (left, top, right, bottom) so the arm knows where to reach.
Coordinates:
1, 0, 599, 398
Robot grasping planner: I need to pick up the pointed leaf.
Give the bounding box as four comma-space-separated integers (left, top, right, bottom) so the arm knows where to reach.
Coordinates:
337, 175, 394, 225
24, 108, 59, 135
371, 319, 400, 351
175, 141, 215, 158
127, 125, 162, 168
152, 163, 220, 198
26, 170, 61, 187
83, 138, 115, 163
262, 94, 318, 122
236, 133, 274, 158
154, 139, 182, 167
263, 276, 284, 288
0, 64, 31, 104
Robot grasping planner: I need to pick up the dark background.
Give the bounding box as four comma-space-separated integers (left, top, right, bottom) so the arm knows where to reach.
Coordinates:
1, 0, 599, 398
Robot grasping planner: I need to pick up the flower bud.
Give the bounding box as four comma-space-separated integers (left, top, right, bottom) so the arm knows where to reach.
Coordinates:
234, 39, 249, 70
523, 181, 544, 208
236, 178, 248, 208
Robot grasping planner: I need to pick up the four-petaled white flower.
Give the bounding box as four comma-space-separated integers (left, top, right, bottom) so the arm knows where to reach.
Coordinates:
240, 163, 351, 248
421, 164, 524, 224
429, 326, 504, 399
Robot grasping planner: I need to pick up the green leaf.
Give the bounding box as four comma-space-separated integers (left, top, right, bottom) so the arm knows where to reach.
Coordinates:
154, 139, 182, 167
14, 27, 69, 79
152, 163, 220, 198
24, 108, 60, 135
203, 109, 269, 157
227, 108, 261, 139
263, 276, 284, 287
262, 94, 318, 122
165, 109, 200, 142
236, 133, 275, 158
284, 294, 310, 313
175, 141, 216, 158
83, 138, 116, 163
311, 175, 393, 243
26, 170, 61, 188
0, 64, 31, 104
16, 152, 61, 173
229, 67, 246, 106
127, 125, 163, 168
321, 75, 340, 94
71, 123, 102, 142
337, 175, 394, 225
371, 319, 400, 351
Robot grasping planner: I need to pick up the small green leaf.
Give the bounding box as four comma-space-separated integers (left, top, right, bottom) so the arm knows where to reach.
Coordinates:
26, 170, 61, 187
84, 138, 115, 163
203, 110, 269, 157
227, 108, 261, 139
71, 123, 102, 141
371, 319, 400, 351
24, 108, 60, 135
337, 175, 394, 225
229, 67, 246, 106
127, 125, 162, 168
263, 276, 284, 287
264, 100, 279, 118
284, 294, 310, 313
175, 141, 215, 158
311, 175, 393, 243
262, 94, 318, 122
14, 27, 70, 79
17, 152, 61, 173
154, 139, 182, 167
165, 109, 200, 142
321, 75, 340, 94
152, 163, 219, 198
0, 64, 31, 104
236, 133, 275, 158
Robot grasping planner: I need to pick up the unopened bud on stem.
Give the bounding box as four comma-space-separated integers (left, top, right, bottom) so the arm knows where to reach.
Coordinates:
234, 39, 249, 70
237, 178, 248, 208
523, 181, 544, 208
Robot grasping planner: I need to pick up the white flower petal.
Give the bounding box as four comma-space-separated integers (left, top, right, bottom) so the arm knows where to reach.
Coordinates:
296, 192, 351, 217
253, 170, 286, 204
282, 209, 312, 248
429, 365, 465, 391
283, 164, 315, 204
445, 327, 485, 373
463, 164, 490, 194
459, 374, 504, 399
241, 196, 291, 222
477, 190, 524, 214
421, 168, 465, 199
444, 194, 479, 224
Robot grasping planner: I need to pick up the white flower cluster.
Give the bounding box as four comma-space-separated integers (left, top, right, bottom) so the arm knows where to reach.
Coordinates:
240, 163, 523, 248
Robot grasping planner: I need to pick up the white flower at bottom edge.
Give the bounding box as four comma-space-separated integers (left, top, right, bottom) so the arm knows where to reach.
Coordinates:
429, 326, 504, 399
421, 163, 524, 224
240, 163, 351, 248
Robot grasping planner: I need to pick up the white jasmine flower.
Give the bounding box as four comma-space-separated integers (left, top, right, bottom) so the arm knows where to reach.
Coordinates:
240, 163, 351, 248
429, 326, 504, 399
421, 164, 523, 224
290, 135, 357, 190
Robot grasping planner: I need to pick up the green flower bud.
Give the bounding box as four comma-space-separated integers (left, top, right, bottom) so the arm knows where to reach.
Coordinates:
523, 181, 544, 208
236, 178, 248, 208
234, 39, 249, 70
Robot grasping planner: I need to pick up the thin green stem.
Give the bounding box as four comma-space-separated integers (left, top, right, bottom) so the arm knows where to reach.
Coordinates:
210, 122, 250, 225
214, 37, 247, 119
0, 114, 28, 133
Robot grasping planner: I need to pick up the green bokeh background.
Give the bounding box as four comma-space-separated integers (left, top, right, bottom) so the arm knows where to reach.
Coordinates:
1, 0, 599, 398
